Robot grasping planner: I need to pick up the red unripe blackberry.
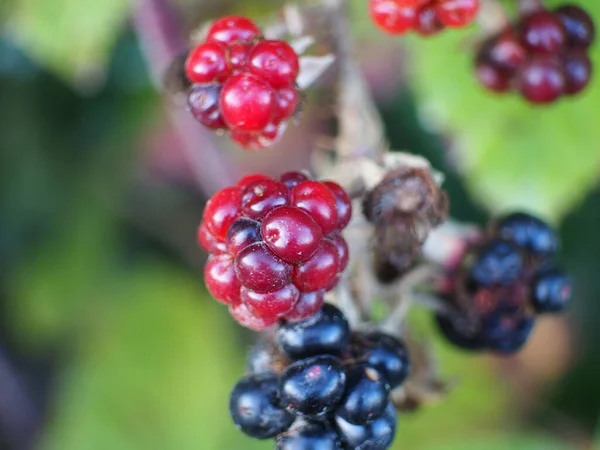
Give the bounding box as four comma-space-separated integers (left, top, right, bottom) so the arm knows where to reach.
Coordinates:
555, 5, 595, 49
261, 206, 323, 263
475, 60, 511, 93
220, 73, 276, 132
519, 11, 567, 54
293, 239, 340, 292
435, 0, 479, 28
206, 16, 261, 45
415, 3, 444, 36
485, 30, 527, 73
562, 51, 592, 95
187, 84, 226, 130
241, 179, 289, 220
205, 254, 241, 305
199, 173, 352, 329
185, 42, 230, 84
292, 181, 339, 235
369, 0, 418, 35
202, 186, 242, 241
235, 242, 293, 293
242, 284, 300, 319
517, 56, 565, 104
249, 40, 300, 89
228, 41, 252, 72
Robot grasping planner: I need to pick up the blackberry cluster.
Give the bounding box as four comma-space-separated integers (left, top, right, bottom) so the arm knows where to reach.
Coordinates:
184, 16, 300, 149
369, 0, 479, 36
230, 304, 410, 449
435, 212, 572, 354
476, 5, 595, 104
198, 172, 352, 330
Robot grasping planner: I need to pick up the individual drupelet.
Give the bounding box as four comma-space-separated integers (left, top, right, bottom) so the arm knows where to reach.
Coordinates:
199, 172, 352, 330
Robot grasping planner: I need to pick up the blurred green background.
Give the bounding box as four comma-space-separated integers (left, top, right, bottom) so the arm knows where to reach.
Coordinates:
1, 0, 599, 449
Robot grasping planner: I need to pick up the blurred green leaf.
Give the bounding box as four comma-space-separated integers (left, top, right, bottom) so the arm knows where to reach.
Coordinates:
426, 434, 571, 450
7, 0, 129, 85
390, 308, 511, 448
39, 263, 269, 450
407, 0, 600, 222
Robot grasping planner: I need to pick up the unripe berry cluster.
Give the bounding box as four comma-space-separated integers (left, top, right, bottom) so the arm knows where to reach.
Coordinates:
230, 304, 410, 449
184, 16, 301, 149
198, 172, 352, 330
435, 212, 572, 353
369, 0, 480, 36
476, 5, 595, 104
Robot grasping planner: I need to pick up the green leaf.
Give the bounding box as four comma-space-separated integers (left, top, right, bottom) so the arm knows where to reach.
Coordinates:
426, 434, 571, 450
7, 0, 129, 85
408, 0, 600, 222
39, 264, 269, 450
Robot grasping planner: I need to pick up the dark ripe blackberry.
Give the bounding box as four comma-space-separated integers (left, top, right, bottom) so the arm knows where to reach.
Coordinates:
276, 303, 350, 360
415, 3, 444, 36
187, 83, 226, 129
335, 401, 397, 450
519, 10, 567, 54
229, 374, 294, 439
275, 419, 342, 450
555, 5, 596, 49
495, 212, 559, 256
434, 313, 486, 351
337, 364, 390, 425
279, 355, 346, 418
517, 55, 565, 104
356, 332, 410, 389
475, 59, 511, 93
562, 51, 592, 95
531, 267, 572, 313
470, 239, 523, 287
481, 306, 535, 354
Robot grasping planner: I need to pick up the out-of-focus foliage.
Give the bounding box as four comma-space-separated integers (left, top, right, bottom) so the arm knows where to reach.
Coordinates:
406, 0, 600, 222
0, 1, 599, 449
6, 0, 129, 85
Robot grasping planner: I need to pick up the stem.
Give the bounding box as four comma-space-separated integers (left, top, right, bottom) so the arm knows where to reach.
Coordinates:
132, 0, 239, 194
324, 0, 386, 162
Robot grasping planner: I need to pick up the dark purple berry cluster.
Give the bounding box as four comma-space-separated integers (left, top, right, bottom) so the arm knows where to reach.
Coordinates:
435, 212, 572, 354
476, 5, 595, 104
229, 304, 410, 449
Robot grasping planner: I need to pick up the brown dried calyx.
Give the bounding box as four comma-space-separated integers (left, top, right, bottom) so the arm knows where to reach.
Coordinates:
363, 167, 449, 282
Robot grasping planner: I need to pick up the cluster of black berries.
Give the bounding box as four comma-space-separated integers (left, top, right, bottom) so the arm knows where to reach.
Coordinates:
476, 5, 595, 104
229, 304, 410, 449
435, 212, 572, 354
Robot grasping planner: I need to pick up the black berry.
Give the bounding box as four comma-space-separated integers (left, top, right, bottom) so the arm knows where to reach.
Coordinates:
229, 374, 294, 439
481, 306, 535, 354
495, 212, 558, 256
276, 303, 350, 360
279, 355, 347, 418
435, 313, 486, 351
470, 239, 523, 286
531, 267, 572, 313
334, 401, 397, 450
355, 332, 410, 389
555, 4, 596, 49
275, 419, 342, 450
337, 364, 390, 425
